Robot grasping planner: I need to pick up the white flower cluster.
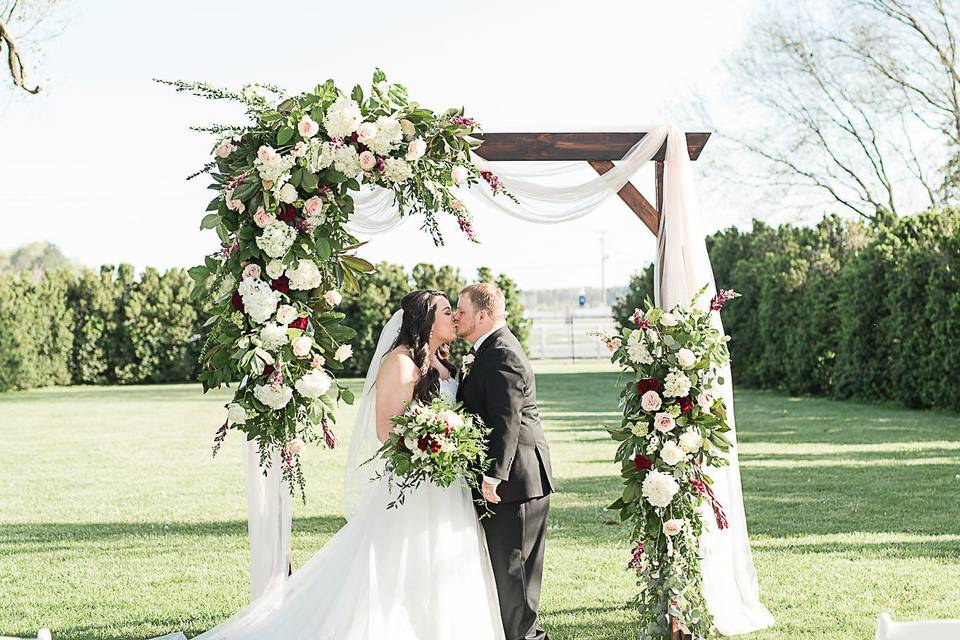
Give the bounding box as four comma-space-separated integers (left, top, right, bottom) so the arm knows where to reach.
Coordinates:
287, 259, 322, 291
305, 139, 335, 173
660, 440, 685, 466
295, 369, 332, 399
641, 469, 680, 508
254, 383, 293, 410
626, 329, 654, 365
383, 158, 413, 183
226, 402, 247, 424
333, 145, 361, 177
366, 115, 403, 155
323, 96, 362, 138
259, 322, 289, 351
663, 370, 692, 398
256, 221, 297, 259
255, 146, 295, 183
238, 277, 281, 324
679, 429, 703, 453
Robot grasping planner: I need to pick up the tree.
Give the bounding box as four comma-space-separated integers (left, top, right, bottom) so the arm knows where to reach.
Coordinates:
724, 0, 960, 218
0, 1, 69, 95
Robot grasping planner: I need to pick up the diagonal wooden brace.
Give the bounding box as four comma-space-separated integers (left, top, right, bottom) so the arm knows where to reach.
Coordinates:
588, 160, 660, 236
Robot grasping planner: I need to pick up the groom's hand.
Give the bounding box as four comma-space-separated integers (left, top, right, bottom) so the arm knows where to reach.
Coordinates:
481, 480, 501, 504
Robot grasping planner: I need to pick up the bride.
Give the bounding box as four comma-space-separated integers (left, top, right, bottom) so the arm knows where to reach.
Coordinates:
161, 289, 504, 640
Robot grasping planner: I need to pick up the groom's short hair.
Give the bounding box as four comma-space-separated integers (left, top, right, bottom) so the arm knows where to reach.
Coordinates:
460, 283, 506, 320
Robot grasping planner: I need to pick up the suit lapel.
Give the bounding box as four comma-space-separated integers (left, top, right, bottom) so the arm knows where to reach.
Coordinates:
458, 326, 507, 400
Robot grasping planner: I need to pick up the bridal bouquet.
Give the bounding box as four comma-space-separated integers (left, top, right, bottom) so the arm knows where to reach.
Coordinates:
593, 285, 740, 640
161, 69, 509, 501
373, 398, 492, 510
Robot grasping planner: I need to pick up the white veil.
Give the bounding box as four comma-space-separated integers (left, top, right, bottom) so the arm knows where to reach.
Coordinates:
341, 309, 404, 520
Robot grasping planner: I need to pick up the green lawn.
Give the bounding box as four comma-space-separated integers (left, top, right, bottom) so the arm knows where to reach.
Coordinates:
1, 360, 958, 639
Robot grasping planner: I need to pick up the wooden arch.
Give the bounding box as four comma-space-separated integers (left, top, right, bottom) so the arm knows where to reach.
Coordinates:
475, 131, 711, 235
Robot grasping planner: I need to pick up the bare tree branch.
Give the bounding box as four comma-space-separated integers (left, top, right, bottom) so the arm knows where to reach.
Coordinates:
0, 13, 39, 93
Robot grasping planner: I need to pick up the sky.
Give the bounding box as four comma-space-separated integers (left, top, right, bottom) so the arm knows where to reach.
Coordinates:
0, 0, 758, 291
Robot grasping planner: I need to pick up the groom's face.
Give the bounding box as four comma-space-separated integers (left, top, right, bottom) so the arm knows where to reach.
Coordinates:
454, 294, 482, 341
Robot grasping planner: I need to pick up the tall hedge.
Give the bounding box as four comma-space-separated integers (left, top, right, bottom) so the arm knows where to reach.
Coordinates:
0, 262, 528, 391
614, 209, 960, 412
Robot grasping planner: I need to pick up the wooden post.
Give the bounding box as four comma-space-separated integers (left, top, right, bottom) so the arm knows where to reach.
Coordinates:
655, 160, 665, 214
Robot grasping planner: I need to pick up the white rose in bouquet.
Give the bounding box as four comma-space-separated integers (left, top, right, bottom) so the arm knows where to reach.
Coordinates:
334, 344, 353, 362
357, 121, 378, 144
323, 96, 362, 138
295, 369, 332, 399
291, 335, 313, 358
279, 182, 299, 204
679, 429, 704, 453
660, 440, 685, 466
405, 138, 427, 161
256, 221, 297, 259
275, 304, 297, 324
254, 383, 293, 410
285, 437, 307, 455
676, 348, 697, 369
662, 518, 684, 536
451, 165, 469, 185
226, 402, 247, 424
660, 312, 679, 327
266, 259, 286, 280
641, 469, 679, 508
286, 260, 322, 291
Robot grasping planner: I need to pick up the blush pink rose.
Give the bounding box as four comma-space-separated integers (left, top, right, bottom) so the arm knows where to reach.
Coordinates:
310, 353, 325, 369
641, 390, 662, 412
324, 289, 342, 306
358, 151, 377, 171
242, 263, 261, 279
291, 335, 312, 358
303, 196, 323, 217
662, 518, 683, 536
357, 122, 378, 144
297, 116, 319, 139
451, 165, 469, 186
285, 437, 306, 455
405, 138, 427, 161
275, 304, 297, 324
214, 141, 236, 158
257, 145, 278, 163
253, 208, 275, 228
653, 412, 676, 433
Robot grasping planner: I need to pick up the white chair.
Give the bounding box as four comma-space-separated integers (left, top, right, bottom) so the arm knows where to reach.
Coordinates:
876, 613, 960, 640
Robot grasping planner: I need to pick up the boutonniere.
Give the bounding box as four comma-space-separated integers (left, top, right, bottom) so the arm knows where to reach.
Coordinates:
461, 353, 475, 377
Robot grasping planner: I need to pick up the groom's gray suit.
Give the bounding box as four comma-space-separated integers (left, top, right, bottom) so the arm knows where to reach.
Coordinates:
457, 326, 554, 640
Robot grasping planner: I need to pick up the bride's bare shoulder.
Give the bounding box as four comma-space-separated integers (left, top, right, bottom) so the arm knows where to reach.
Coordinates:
377, 347, 419, 386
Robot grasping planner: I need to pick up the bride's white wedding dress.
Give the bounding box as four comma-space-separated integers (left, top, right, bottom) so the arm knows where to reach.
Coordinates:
161, 376, 504, 640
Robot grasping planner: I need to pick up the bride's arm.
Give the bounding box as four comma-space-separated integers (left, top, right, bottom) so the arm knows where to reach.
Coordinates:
374, 352, 419, 443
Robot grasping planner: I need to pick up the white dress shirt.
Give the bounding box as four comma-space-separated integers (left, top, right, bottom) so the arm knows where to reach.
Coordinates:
472, 323, 507, 487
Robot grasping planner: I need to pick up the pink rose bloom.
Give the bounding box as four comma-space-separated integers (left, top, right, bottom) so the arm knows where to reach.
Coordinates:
653, 412, 676, 433
297, 116, 319, 139
662, 518, 683, 536
310, 353, 325, 369
358, 151, 377, 171
257, 145, 278, 163
697, 392, 713, 412
242, 263, 261, 280
303, 196, 324, 217
607, 337, 622, 352
275, 304, 297, 324
225, 189, 244, 212
324, 289, 342, 306
285, 437, 306, 455
405, 138, 427, 161
214, 141, 236, 158
291, 335, 312, 358
291, 141, 308, 159
641, 390, 662, 412
253, 208, 275, 228
357, 122, 378, 144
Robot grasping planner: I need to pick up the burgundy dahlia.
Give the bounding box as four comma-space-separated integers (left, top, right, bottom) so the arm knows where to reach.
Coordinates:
271, 276, 290, 293
679, 395, 693, 413
636, 378, 662, 395
288, 317, 308, 330
277, 204, 297, 222
633, 454, 653, 471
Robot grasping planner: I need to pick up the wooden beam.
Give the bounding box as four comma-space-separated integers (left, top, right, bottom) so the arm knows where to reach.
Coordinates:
655, 160, 665, 213
589, 160, 659, 235
475, 132, 710, 162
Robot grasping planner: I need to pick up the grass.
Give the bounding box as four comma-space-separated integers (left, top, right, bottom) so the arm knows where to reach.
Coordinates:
1, 359, 958, 639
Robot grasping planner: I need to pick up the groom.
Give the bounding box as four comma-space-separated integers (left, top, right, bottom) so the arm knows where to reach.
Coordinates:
455, 283, 554, 640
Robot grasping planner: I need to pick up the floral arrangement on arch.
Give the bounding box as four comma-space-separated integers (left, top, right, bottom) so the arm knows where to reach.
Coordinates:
593, 285, 740, 640
161, 69, 508, 500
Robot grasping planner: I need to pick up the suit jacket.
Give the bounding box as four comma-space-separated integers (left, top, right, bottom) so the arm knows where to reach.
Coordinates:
457, 326, 554, 504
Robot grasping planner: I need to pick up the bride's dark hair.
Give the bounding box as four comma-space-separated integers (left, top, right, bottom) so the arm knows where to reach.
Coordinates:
391, 289, 456, 403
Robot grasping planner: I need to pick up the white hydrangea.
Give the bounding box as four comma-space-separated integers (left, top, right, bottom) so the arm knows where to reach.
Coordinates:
255, 221, 297, 259
254, 383, 293, 410
255, 152, 295, 183
226, 402, 247, 424
238, 277, 281, 324
679, 429, 704, 453
306, 139, 335, 173
641, 469, 680, 508
295, 369, 332, 399
259, 322, 289, 351
366, 115, 403, 154
663, 370, 692, 398
287, 259, 322, 290
323, 96, 362, 138
660, 440, 685, 466
383, 157, 413, 183
333, 145, 361, 177
626, 329, 654, 365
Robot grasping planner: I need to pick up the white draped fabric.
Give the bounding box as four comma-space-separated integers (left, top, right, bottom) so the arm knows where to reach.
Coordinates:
245, 441, 291, 602
245, 124, 774, 635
